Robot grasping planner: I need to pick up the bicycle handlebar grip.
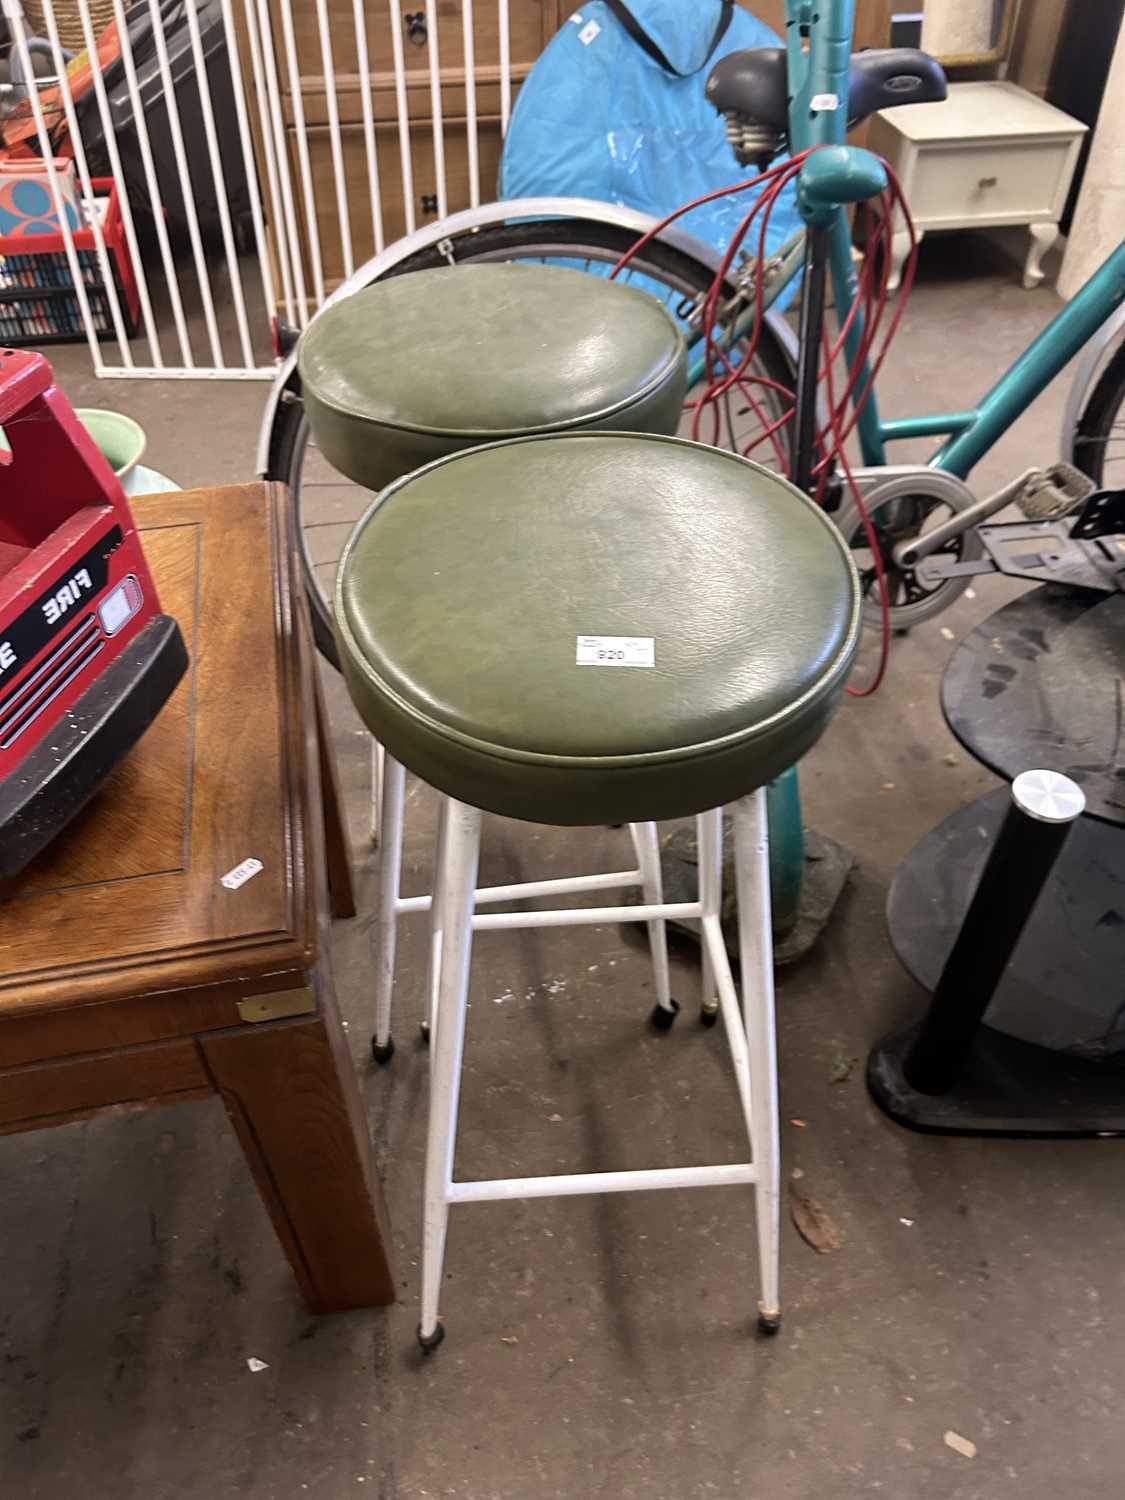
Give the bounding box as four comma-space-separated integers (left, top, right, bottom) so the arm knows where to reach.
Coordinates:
798, 146, 888, 225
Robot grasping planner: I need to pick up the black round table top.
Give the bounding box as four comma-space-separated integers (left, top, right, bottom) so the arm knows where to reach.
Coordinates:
942, 585, 1125, 826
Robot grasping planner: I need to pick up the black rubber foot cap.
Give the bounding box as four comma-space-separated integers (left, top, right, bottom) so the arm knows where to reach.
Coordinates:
419, 1020, 431, 1046
371, 1036, 395, 1065
757, 1309, 782, 1336
417, 1322, 445, 1354
699, 1004, 719, 1028
650, 999, 681, 1032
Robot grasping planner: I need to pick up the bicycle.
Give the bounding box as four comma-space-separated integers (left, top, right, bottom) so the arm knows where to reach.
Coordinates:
259, 0, 1125, 670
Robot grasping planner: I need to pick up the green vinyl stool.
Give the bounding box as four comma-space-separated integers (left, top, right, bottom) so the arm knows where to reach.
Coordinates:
298, 261, 687, 493
335, 432, 861, 1349
300, 260, 689, 1060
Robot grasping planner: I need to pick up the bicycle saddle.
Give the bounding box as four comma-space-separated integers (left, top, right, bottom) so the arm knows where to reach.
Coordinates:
707, 47, 947, 164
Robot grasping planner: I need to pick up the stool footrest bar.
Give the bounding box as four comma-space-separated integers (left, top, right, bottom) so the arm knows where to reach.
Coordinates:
471, 900, 701, 931
396, 867, 645, 915
702, 914, 757, 1145
447, 1162, 757, 1203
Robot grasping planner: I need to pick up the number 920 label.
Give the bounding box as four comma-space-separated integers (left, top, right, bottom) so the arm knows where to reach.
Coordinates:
575, 635, 655, 669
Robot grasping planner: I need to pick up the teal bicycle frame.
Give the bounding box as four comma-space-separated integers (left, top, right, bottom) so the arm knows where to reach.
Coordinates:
693, 0, 1124, 924
684, 0, 1125, 481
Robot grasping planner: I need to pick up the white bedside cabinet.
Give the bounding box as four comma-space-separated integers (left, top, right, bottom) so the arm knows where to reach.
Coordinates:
868, 81, 1087, 290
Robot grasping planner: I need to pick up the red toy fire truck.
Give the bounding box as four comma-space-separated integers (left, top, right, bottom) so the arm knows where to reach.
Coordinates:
0, 348, 187, 879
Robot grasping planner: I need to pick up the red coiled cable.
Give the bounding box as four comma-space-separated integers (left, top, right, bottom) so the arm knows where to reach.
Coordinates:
609, 148, 920, 695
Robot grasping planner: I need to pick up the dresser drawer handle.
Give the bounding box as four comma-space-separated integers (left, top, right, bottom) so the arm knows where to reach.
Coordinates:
978, 175, 998, 188
421, 193, 439, 214
404, 10, 427, 45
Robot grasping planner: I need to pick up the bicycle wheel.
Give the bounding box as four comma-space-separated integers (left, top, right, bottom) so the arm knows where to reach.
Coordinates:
1074, 337, 1125, 489
265, 216, 796, 667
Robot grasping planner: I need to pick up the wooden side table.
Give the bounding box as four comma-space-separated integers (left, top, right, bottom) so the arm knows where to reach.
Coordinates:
869, 81, 1087, 290
0, 482, 393, 1314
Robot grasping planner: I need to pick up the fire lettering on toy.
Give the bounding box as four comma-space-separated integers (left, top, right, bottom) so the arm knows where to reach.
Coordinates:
42, 567, 93, 626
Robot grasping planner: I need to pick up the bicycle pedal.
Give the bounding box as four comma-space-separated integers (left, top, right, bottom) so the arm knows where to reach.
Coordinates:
1015, 462, 1096, 522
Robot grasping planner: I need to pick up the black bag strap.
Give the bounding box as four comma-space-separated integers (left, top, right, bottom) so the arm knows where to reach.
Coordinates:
602, 0, 735, 78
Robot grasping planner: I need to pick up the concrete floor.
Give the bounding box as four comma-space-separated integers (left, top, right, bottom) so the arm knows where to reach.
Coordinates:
3, 233, 1124, 1499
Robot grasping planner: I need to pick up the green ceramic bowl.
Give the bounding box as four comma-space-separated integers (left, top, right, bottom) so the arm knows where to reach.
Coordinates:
75, 407, 147, 480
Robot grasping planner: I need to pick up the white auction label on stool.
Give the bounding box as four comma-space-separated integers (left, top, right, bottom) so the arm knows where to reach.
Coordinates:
576, 635, 655, 668
221, 857, 263, 890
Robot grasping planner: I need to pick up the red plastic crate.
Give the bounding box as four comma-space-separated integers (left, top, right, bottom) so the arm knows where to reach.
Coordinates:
0, 176, 140, 345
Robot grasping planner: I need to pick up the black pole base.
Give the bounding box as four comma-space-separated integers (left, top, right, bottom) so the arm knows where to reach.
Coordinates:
868, 1022, 1125, 1138
888, 790, 1125, 1058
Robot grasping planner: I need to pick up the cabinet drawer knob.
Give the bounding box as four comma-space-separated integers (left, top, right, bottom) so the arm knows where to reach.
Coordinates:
421, 193, 439, 214
978, 175, 998, 188
404, 10, 427, 45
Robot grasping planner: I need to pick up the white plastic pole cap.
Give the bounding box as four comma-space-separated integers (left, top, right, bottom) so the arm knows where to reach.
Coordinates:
1011, 768, 1086, 824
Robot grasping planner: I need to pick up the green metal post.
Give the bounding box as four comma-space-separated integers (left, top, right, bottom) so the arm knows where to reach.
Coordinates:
767, 767, 804, 936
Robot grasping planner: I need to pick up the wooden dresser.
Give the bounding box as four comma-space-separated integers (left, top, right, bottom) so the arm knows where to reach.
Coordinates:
869, 81, 1087, 290
258, 0, 565, 294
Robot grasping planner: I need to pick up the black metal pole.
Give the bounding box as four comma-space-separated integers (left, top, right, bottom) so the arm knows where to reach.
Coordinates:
791, 224, 829, 494
902, 770, 1086, 1095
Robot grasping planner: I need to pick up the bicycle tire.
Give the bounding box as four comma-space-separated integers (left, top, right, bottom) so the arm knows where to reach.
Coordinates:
1074, 337, 1125, 490
265, 215, 796, 669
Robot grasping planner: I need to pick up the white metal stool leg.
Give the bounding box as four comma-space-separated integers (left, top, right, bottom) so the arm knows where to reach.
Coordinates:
411, 792, 781, 1347
370, 781, 671, 1063
630, 821, 676, 1027
369, 739, 386, 845
422, 795, 452, 1061
733, 788, 781, 1332
371, 754, 407, 1063
697, 798, 781, 1334
697, 812, 720, 1028
418, 799, 482, 1352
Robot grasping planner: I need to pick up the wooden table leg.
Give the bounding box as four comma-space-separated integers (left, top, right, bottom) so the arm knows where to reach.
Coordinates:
199, 988, 393, 1313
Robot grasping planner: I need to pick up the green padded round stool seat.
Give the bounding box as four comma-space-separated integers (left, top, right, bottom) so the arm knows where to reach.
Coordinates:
298, 264, 687, 493
336, 434, 861, 825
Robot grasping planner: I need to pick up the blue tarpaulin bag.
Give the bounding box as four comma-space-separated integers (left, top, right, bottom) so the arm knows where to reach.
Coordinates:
499, 0, 800, 295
